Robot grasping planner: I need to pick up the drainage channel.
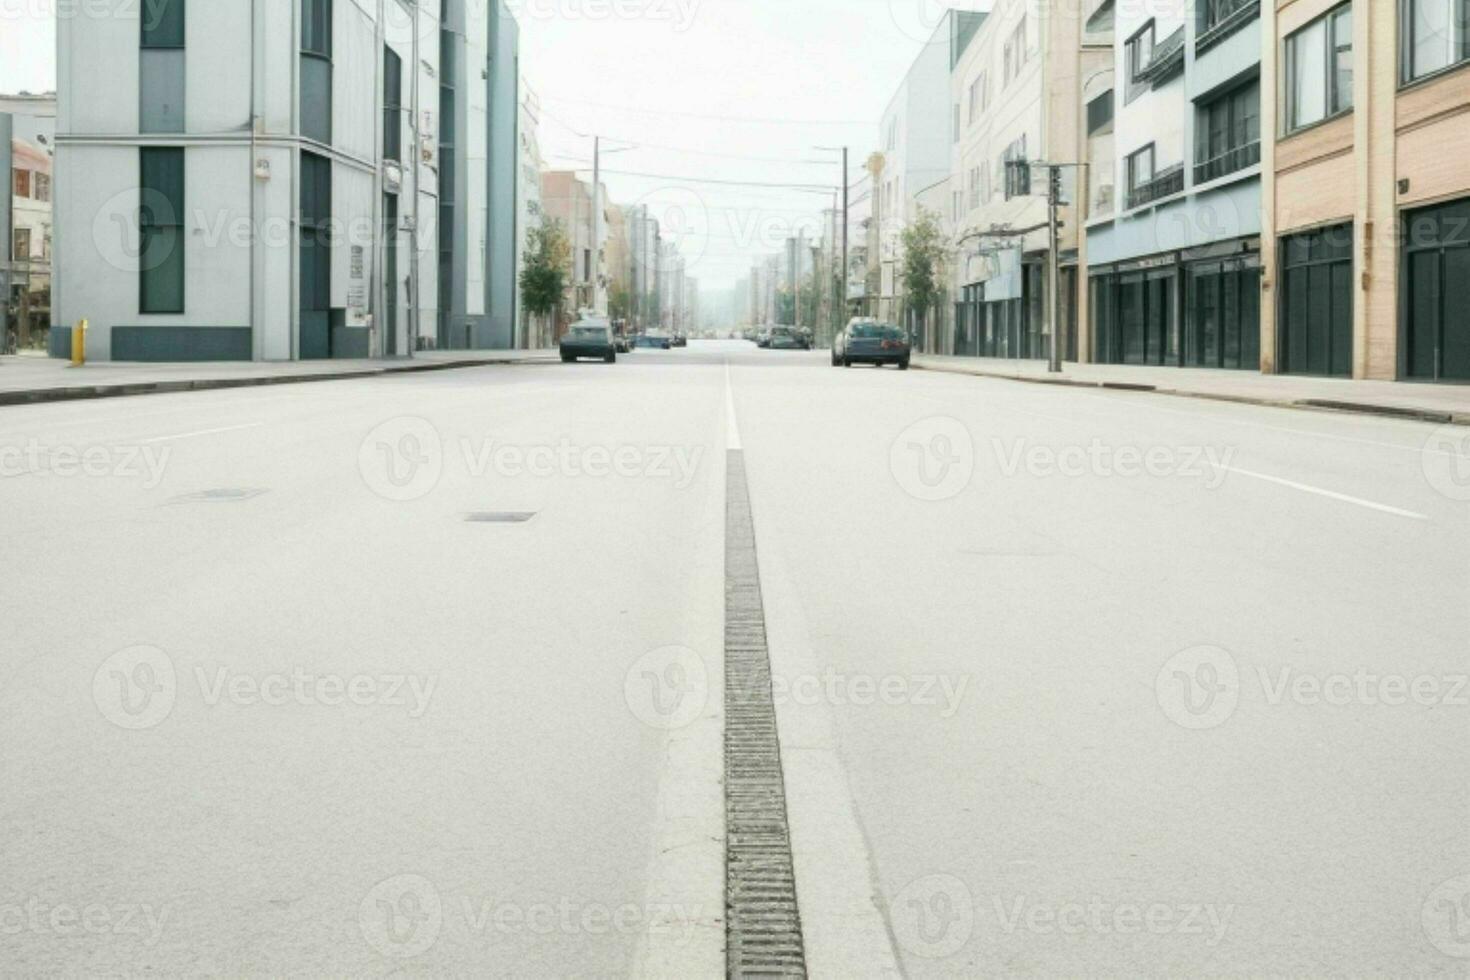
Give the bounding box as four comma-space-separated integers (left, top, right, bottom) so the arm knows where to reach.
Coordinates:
724, 448, 808, 978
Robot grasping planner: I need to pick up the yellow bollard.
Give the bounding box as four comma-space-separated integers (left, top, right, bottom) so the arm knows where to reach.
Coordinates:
70, 319, 88, 367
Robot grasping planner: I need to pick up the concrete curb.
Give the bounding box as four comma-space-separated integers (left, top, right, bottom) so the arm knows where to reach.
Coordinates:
0, 356, 559, 407
912, 360, 1470, 427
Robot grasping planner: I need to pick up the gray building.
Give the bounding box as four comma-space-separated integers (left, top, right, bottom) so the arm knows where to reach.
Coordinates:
437, 0, 521, 350
1083, 0, 1263, 369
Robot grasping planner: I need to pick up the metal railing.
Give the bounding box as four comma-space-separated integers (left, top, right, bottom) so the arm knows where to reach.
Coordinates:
1126, 164, 1184, 210
1137, 27, 1185, 86
1197, 0, 1260, 53
1194, 140, 1260, 185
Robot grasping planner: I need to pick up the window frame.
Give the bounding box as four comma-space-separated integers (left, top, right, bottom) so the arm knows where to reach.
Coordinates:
140, 0, 185, 50
139, 146, 186, 315
1399, 0, 1470, 86
13, 169, 30, 198
1125, 20, 1156, 103
1126, 143, 1156, 192
1194, 75, 1261, 183
1284, 2, 1354, 135
383, 45, 403, 162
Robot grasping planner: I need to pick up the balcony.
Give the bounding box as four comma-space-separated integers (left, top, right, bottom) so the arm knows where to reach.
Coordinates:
1136, 27, 1185, 87
1197, 0, 1260, 54
1193, 141, 1260, 185
1126, 163, 1184, 210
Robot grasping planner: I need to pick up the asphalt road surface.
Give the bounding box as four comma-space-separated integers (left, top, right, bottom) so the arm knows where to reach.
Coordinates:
1, 339, 1466, 975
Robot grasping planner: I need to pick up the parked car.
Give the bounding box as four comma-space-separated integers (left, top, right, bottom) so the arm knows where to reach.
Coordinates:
634, 334, 671, 350
768, 328, 810, 350
832, 321, 910, 369
561, 323, 617, 363
614, 333, 632, 354
670, 334, 688, 348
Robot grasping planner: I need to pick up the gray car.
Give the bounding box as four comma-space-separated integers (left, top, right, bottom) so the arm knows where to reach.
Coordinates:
560, 325, 617, 363
832, 321, 910, 369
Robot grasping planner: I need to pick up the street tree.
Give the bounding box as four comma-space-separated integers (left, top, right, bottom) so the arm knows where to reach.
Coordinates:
900, 207, 946, 348
520, 217, 570, 334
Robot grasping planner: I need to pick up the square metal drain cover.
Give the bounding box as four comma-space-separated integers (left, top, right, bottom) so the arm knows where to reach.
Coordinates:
463, 511, 538, 524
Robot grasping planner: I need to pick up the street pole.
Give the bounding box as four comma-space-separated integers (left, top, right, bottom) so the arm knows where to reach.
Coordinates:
1048, 164, 1061, 373
409, 0, 420, 353
591, 135, 600, 317
841, 147, 848, 337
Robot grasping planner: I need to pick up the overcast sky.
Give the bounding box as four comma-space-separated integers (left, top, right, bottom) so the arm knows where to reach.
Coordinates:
0, 0, 985, 290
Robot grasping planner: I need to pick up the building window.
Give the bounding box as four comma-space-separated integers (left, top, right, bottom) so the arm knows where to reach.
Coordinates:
1195, 78, 1260, 183
1285, 3, 1353, 133
1125, 21, 1155, 102
1126, 144, 1154, 193
1402, 0, 1470, 83
33, 173, 50, 202
13, 169, 30, 198
139, 147, 185, 314
140, 0, 184, 48
14, 228, 31, 260
301, 0, 333, 144
1198, 0, 1260, 49
1086, 90, 1114, 135
140, 0, 184, 132
384, 46, 402, 161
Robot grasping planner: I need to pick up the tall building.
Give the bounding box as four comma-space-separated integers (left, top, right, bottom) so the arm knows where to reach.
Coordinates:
516, 80, 546, 347
1261, 0, 1470, 381
949, 0, 1097, 360
877, 9, 986, 338
539, 170, 598, 328
1083, 0, 1263, 370
437, 0, 522, 350
55, 0, 519, 362
1, 92, 54, 353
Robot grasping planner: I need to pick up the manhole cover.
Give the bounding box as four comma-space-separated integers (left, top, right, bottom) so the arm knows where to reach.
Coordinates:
463, 511, 537, 524
169, 488, 269, 504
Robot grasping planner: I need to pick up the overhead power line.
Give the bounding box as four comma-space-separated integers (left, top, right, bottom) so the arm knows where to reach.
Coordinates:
541, 94, 872, 127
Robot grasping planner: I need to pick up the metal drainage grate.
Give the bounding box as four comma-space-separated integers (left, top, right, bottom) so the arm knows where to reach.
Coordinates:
168, 488, 269, 504
725, 449, 807, 978
462, 511, 538, 524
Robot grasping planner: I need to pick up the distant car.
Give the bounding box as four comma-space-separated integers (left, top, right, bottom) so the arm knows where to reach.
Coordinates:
614, 333, 632, 354
768, 328, 810, 350
756, 330, 772, 348
634, 334, 671, 350
561, 324, 617, 363
832, 321, 910, 369
671, 334, 688, 348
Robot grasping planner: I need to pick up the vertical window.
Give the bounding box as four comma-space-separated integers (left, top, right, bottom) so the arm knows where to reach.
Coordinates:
33, 173, 50, 202
140, 0, 184, 133
1127, 144, 1155, 191
14, 228, 31, 260
140, 0, 184, 48
1402, 0, 1470, 81
301, 0, 333, 143
1194, 78, 1260, 182
1286, 3, 1353, 132
952, 102, 960, 143
13, 170, 30, 198
384, 46, 402, 161
139, 147, 185, 314
1126, 21, 1156, 102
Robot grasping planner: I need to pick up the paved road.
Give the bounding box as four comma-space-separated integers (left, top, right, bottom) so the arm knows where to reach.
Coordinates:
1, 339, 1466, 975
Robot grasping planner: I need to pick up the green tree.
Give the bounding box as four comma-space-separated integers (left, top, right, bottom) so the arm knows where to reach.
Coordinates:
900, 207, 947, 346
608, 284, 632, 321
519, 217, 570, 323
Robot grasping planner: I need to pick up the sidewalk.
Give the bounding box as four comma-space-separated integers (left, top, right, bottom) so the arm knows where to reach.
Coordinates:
0, 349, 560, 406
912, 354, 1470, 426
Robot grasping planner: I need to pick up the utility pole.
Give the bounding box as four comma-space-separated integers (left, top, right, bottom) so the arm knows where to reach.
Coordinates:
1047, 165, 1062, 374
409, 0, 420, 352
841, 147, 848, 337
591, 135, 600, 316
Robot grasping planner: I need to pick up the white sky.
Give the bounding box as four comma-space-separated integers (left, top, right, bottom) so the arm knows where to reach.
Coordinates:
0, 0, 976, 290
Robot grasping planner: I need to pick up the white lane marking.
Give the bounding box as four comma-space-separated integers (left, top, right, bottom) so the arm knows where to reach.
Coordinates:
1214, 463, 1430, 520
139, 423, 263, 444
724, 363, 742, 450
